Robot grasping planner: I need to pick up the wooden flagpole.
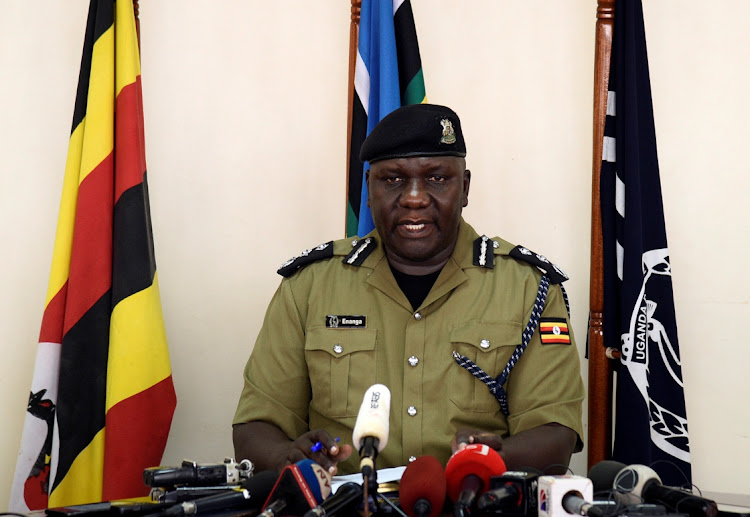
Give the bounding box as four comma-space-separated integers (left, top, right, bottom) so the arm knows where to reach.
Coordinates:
587, 0, 616, 470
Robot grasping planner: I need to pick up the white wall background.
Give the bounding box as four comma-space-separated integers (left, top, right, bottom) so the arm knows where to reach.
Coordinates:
1, 1, 748, 508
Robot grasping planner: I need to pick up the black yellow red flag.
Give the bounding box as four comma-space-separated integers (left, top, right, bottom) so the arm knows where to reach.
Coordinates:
11, 0, 176, 510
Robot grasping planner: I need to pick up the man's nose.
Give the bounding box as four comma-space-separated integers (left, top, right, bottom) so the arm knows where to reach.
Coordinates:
399, 178, 429, 208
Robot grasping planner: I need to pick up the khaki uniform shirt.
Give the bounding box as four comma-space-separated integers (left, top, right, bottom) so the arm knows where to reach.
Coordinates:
234, 219, 584, 474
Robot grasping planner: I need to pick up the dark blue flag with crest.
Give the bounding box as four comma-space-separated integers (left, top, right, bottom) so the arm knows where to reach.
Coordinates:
601, 0, 691, 486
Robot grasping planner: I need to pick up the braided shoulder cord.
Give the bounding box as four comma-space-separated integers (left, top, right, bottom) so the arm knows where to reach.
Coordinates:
452, 275, 551, 415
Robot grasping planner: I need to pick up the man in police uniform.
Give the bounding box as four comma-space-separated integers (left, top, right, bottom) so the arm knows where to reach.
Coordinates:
233, 104, 584, 476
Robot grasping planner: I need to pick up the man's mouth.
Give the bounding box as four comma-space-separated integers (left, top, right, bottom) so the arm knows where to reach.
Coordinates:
396, 220, 433, 236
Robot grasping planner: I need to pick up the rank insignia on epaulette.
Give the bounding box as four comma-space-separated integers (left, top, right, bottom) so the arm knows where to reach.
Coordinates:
509, 245, 569, 284
343, 237, 376, 267
539, 318, 571, 345
473, 235, 497, 268
277, 242, 334, 277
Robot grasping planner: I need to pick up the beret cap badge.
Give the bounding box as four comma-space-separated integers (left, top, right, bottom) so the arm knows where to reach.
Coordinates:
440, 119, 457, 145
359, 103, 467, 163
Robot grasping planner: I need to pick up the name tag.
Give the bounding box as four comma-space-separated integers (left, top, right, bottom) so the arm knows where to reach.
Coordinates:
326, 315, 367, 328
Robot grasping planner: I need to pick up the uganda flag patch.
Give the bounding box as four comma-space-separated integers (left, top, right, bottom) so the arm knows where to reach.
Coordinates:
539, 318, 571, 345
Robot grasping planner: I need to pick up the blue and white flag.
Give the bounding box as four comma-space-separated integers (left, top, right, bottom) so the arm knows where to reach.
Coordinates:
601, 0, 691, 486
346, 0, 426, 237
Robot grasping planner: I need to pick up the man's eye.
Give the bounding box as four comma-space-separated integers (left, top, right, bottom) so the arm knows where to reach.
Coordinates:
385, 177, 402, 184
429, 176, 447, 183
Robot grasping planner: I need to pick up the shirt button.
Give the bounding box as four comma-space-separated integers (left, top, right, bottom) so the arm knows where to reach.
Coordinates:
408, 356, 419, 367
408, 456, 417, 463
480, 339, 490, 349
414, 312, 422, 320
407, 406, 417, 416
333, 344, 343, 354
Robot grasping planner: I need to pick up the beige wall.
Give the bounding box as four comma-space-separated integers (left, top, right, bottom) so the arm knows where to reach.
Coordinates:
2, 1, 748, 508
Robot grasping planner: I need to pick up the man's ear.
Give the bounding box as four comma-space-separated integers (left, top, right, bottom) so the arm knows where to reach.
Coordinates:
365, 169, 371, 207
462, 169, 471, 208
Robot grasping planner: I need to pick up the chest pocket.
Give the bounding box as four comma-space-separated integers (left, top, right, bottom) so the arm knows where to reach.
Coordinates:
449, 321, 521, 413
305, 327, 377, 418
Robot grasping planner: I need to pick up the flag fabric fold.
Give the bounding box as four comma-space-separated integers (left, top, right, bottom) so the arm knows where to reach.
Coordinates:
601, 0, 691, 486
346, 0, 427, 237
11, 0, 176, 510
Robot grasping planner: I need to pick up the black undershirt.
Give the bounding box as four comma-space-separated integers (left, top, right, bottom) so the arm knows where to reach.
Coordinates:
389, 264, 442, 311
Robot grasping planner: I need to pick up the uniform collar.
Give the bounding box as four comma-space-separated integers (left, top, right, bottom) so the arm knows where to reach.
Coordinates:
359, 217, 481, 311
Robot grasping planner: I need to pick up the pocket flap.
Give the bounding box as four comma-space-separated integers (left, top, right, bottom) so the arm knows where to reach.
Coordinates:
450, 320, 521, 353
305, 327, 377, 357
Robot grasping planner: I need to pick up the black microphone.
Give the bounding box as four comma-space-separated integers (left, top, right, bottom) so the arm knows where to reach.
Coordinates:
477, 471, 538, 515
144, 458, 253, 488
613, 464, 718, 517
588, 460, 628, 495
302, 482, 363, 517
155, 470, 278, 516
561, 491, 604, 517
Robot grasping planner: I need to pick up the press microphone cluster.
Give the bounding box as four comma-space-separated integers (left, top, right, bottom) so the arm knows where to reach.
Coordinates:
601, 462, 717, 517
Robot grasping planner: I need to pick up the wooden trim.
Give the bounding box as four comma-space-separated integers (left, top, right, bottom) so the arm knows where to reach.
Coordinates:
345, 1, 361, 235
587, 0, 615, 471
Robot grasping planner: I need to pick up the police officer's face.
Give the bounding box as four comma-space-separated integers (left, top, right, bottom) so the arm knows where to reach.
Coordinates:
367, 156, 470, 274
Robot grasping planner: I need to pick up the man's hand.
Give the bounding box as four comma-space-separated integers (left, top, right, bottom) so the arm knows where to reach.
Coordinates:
280, 429, 354, 475
451, 428, 504, 454
450, 423, 577, 474
233, 421, 353, 475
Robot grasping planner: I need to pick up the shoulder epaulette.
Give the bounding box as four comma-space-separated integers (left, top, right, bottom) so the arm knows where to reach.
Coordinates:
277, 241, 334, 278
472, 235, 497, 269
508, 245, 569, 284
342, 237, 377, 267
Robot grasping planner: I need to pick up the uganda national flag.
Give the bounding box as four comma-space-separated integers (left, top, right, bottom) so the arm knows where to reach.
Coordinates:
601, 0, 690, 486
539, 318, 571, 345
10, 0, 176, 510
346, 0, 427, 237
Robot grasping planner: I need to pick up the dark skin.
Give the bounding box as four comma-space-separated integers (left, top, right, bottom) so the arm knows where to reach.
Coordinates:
233, 155, 577, 474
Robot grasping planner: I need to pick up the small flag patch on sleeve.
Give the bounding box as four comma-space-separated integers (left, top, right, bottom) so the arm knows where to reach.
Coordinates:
539, 318, 571, 345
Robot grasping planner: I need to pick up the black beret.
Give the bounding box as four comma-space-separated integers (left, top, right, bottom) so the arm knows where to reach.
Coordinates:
359, 103, 466, 163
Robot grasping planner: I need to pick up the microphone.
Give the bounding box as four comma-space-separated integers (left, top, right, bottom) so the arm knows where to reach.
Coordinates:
587, 460, 628, 496
144, 458, 254, 488
538, 475, 597, 517
352, 384, 391, 480
302, 482, 363, 517
613, 464, 718, 517
445, 444, 506, 517
399, 455, 447, 517
155, 470, 278, 516
476, 470, 538, 515
562, 492, 603, 517
260, 459, 332, 517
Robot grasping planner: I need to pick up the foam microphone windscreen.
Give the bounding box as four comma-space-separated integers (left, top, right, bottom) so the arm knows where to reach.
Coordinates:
399, 456, 447, 517
297, 459, 332, 503
352, 384, 391, 451
262, 459, 331, 515
587, 460, 627, 494
444, 444, 506, 502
